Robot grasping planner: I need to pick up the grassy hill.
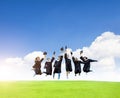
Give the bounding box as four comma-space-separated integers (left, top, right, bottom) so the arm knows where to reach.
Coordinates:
0, 81, 120, 98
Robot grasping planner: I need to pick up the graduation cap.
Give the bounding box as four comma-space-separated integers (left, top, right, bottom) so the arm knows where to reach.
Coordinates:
43, 51, 47, 55
80, 50, 83, 54
65, 46, 67, 49
60, 47, 64, 51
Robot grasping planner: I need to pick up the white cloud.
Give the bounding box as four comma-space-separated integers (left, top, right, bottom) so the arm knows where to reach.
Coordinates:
77, 32, 120, 71
0, 31, 120, 81
0, 51, 45, 80
89, 32, 120, 58
24, 51, 44, 63
67, 31, 120, 81
78, 31, 120, 81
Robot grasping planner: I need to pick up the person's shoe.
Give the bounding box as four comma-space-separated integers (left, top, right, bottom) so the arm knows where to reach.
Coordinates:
88, 70, 92, 72
86, 70, 92, 74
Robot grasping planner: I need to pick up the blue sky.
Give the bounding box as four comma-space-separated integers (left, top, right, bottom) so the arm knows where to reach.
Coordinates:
0, 0, 120, 58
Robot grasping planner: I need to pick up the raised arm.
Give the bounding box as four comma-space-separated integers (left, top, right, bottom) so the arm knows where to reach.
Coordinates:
51, 51, 55, 63
64, 53, 68, 59
40, 51, 47, 62
89, 59, 98, 62
71, 52, 75, 62
79, 50, 86, 62
59, 55, 63, 62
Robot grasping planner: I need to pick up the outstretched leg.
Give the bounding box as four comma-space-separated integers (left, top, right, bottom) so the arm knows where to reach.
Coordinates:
66, 71, 70, 79
58, 73, 60, 79
53, 73, 55, 79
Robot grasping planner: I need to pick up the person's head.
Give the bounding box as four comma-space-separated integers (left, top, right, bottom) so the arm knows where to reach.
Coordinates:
84, 56, 88, 61
57, 56, 61, 61
67, 54, 69, 58
75, 57, 78, 61
47, 58, 51, 62
35, 57, 40, 61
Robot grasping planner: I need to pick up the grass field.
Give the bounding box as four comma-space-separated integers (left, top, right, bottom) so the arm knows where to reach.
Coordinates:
0, 81, 120, 98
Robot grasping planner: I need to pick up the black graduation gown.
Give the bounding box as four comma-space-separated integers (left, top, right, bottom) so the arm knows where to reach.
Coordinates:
64, 53, 72, 72
53, 56, 63, 73
83, 59, 97, 73
33, 58, 44, 75
44, 57, 55, 75
72, 57, 83, 74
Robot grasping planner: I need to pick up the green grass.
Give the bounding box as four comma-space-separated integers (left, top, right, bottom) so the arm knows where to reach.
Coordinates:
0, 81, 120, 98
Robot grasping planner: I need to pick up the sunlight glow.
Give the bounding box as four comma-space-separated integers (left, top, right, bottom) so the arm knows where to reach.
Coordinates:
0, 66, 15, 80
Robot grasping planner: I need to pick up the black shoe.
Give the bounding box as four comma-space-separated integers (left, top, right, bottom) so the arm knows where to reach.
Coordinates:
86, 70, 92, 73
89, 70, 92, 72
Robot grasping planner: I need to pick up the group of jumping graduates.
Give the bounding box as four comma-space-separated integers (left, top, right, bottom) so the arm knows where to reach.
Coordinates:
32, 46, 97, 79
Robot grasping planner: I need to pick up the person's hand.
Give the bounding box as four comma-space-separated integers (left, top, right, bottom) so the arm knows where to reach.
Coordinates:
65, 46, 67, 49
60, 47, 64, 51
53, 51, 56, 55
80, 50, 83, 55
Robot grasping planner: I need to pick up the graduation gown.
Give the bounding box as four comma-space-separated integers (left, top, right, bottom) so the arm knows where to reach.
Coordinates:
53, 56, 63, 73
64, 53, 72, 72
72, 57, 83, 74
44, 57, 55, 75
33, 58, 44, 75
83, 59, 97, 73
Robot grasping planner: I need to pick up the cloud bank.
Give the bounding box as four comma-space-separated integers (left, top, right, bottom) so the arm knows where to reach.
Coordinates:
0, 31, 120, 81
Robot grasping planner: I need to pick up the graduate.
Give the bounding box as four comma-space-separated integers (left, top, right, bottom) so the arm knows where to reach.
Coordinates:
53, 48, 63, 79
64, 46, 72, 79
44, 52, 55, 76
32, 52, 47, 76
81, 56, 98, 73
79, 50, 85, 61
71, 52, 83, 76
